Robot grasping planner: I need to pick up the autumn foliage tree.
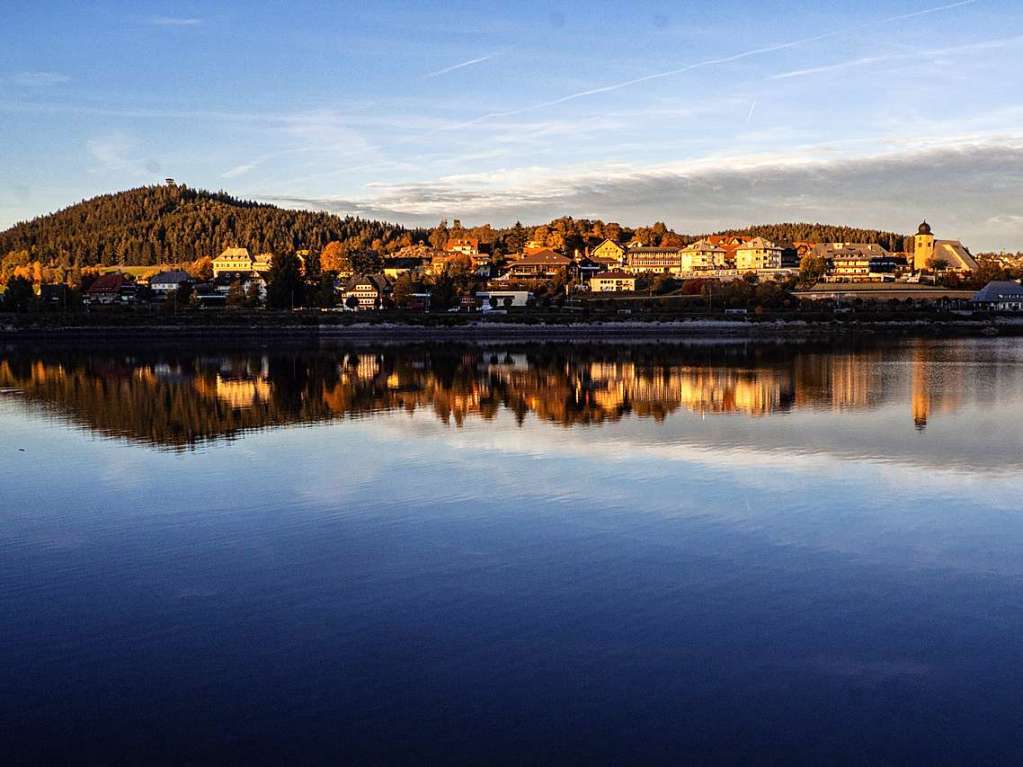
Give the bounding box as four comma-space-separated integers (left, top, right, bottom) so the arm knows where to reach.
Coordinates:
319, 241, 348, 274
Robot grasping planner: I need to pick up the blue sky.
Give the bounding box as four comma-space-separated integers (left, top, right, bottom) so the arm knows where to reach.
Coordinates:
1, 0, 1021, 248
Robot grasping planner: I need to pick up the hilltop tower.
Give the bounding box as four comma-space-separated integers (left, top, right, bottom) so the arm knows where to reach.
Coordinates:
913, 221, 935, 272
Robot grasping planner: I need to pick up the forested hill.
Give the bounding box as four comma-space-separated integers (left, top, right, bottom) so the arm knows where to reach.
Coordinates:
0, 183, 912, 269
0, 184, 418, 268
712, 223, 907, 251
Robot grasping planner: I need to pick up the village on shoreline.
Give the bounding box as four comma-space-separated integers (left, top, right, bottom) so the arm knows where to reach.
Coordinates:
3, 195, 1023, 323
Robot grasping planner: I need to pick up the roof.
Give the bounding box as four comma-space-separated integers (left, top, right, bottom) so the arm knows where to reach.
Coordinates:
342, 274, 391, 292
918, 221, 932, 235
973, 281, 1023, 302
815, 243, 892, 260
150, 270, 192, 284
513, 250, 572, 266
737, 237, 780, 250
934, 240, 979, 271
217, 247, 251, 260
683, 238, 726, 253
213, 272, 262, 287
627, 246, 683, 254
87, 273, 128, 293
383, 257, 424, 268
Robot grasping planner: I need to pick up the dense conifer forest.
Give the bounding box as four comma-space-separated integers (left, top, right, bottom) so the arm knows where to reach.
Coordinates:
0, 184, 419, 268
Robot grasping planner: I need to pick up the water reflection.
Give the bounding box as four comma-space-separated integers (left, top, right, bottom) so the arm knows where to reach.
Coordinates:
3, 338, 1023, 764
1, 338, 1021, 452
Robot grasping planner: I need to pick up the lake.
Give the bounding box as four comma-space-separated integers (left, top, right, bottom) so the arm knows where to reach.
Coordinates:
2, 338, 1022, 764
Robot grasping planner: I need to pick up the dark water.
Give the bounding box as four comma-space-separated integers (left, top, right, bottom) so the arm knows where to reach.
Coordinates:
2, 338, 1022, 765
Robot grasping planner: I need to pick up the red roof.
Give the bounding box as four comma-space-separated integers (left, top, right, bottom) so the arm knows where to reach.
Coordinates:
87, 273, 128, 293
513, 249, 571, 266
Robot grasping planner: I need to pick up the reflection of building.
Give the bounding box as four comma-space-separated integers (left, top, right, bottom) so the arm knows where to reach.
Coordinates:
216, 375, 271, 409
3, 344, 992, 449
911, 346, 930, 430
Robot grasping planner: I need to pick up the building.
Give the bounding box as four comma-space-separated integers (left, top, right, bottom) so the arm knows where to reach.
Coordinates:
149, 270, 193, 295
339, 274, 391, 310
38, 283, 70, 306
382, 257, 427, 280
213, 248, 304, 278
446, 237, 480, 257
624, 246, 683, 275
212, 273, 266, 301
503, 250, 572, 279
84, 273, 135, 305
212, 247, 253, 277
252, 253, 275, 274
912, 221, 978, 273
591, 272, 637, 293
573, 256, 605, 283
705, 235, 750, 265
972, 281, 1023, 311
591, 239, 626, 264
680, 239, 728, 272
814, 243, 900, 282
476, 290, 532, 309
735, 237, 783, 272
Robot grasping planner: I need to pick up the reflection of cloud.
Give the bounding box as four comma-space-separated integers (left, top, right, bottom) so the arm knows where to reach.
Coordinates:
260, 136, 1023, 248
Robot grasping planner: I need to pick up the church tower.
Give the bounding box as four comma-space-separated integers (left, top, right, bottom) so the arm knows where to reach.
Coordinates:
913, 221, 935, 272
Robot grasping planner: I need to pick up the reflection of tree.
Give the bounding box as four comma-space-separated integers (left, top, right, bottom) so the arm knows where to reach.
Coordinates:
0, 341, 966, 449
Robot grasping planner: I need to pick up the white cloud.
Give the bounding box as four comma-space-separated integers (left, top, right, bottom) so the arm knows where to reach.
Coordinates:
148, 16, 202, 27
771, 34, 1023, 80
221, 162, 259, 179
424, 54, 496, 79
261, 132, 1023, 248
9, 71, 70, 87
86, 132, 160, 176
438, 0, 982, 130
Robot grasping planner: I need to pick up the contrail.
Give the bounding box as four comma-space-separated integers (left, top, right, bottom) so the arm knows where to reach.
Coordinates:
424, 55, 495, 79
443, 0, 980, 128
746, 99, 758, 123
772, 32, 1022, 80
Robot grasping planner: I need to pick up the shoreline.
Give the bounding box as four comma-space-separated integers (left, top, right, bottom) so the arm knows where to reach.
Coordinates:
3, 317, 1022, 341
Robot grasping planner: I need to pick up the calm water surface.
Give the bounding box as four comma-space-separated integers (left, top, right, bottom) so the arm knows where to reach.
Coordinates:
2, 338, 1022, 764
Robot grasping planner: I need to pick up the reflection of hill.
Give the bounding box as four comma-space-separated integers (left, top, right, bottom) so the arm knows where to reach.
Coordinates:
0, 340, 991, 449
